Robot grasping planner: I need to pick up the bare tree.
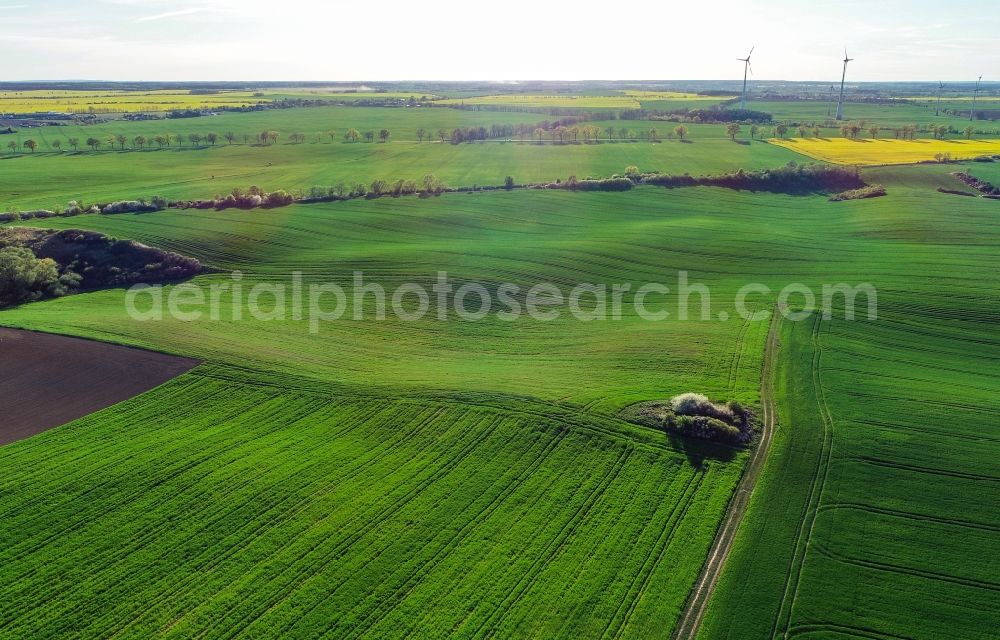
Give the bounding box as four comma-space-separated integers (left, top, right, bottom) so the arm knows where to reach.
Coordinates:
206, 132, 218, 145
416, 128, 426, 142
23, 139, 37, 152
379, 128, 390, 143
68, 137, 79, 151
673, 125, 688, 141
726, 124, 741, 140
224, 131, 236, 145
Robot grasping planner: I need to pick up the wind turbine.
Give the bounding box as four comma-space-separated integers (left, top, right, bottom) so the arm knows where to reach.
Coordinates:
835, 49, 854, 121
970, 75, 983, 121
935, 81, 944, 116
738, 47, 754, 110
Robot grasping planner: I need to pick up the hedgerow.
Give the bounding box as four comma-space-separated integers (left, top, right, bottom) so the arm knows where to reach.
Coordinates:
828, 184, 887, 201
953, 171, 1000, 196
641, 163, 865, 194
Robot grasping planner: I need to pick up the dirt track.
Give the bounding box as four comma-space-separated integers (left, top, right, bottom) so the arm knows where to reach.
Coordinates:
672, 310, 781, 640
0, 327, 198, 446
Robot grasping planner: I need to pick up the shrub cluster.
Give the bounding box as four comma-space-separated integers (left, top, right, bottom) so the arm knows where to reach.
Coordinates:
952, 171, 1000, 196
936, 187, 978, 197
549, 175, 635, 192
177, 186, 294, 210
641, 163, 865, 194
0, 228, 201, 305
828, 184, 887, 201
680, 108, 773, 124
620, 393, 753, 445
0, 197, 168, 223
102, 197, 168, 214
0, 246, 77, 306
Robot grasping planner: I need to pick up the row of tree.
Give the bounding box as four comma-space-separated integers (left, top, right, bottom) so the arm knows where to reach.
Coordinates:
444, 124, 695, 144
1, 128, 399, 153
7, 119, 987, 155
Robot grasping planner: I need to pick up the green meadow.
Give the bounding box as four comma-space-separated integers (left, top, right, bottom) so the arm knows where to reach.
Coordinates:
751, 99, 999, 131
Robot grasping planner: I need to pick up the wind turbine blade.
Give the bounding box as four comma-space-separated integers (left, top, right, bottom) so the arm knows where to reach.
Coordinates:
748, 62, 754, 76
747, 46, 755, 58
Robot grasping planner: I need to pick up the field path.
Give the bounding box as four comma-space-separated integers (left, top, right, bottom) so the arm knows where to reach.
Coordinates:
671, 309, 781, 640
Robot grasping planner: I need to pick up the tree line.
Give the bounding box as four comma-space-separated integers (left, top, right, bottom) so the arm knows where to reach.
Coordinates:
1, 128, 397, 153
9, 118, 987, 155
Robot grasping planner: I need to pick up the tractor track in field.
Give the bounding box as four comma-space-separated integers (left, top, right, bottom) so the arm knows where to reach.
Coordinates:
671, 309, 781, 640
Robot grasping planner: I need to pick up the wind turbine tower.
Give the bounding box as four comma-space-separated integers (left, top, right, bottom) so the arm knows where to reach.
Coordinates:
935, 81, 944, 116
738, 47, 754, 110
835, 50, 853, 121
970, 75, 983, 121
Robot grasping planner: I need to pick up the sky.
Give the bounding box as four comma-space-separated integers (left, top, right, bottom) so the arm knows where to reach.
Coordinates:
2, 0, 998, 82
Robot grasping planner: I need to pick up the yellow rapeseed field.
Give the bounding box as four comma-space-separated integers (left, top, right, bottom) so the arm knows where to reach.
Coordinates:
769, 137, 1000, 166
0, 90, 266, 114
0, 89, 443, 114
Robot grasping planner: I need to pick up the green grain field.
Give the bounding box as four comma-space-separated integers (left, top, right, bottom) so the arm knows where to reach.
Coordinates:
2, 187, 778, 638
0, 107, 803, 210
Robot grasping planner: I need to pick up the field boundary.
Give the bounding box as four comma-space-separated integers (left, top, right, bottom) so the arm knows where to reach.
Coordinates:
0, 327, 199, 446
671, 307, 781, 640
